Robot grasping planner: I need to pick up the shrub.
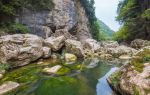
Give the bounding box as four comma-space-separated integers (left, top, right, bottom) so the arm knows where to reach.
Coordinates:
9, 23, 29, 33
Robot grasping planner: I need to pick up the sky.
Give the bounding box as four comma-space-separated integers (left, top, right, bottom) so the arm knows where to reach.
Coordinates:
94, 0, 120, 31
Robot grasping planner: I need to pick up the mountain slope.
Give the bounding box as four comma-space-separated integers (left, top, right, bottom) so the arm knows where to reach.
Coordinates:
97, 19, 114, 39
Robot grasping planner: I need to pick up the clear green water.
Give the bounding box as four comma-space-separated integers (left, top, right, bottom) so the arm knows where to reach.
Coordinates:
0, 58, 120, 95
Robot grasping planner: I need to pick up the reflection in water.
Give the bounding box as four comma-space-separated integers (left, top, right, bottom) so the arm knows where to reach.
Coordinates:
96, 67, 119, 95
0, 58, 120, 95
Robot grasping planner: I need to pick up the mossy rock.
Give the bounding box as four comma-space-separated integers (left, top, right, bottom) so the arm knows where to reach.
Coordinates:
130, 48, 150, 72
56, 67, 70, 75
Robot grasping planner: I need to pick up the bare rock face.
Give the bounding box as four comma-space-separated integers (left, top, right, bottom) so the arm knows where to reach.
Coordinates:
0, 34, 44, 67
44, 36, 65, 51
65, 39, 84, 57
131, 39, 150, 49
16, 0, 91, 41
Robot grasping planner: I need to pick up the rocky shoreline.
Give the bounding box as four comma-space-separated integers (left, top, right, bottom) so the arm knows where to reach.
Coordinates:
0, 33, 149, 95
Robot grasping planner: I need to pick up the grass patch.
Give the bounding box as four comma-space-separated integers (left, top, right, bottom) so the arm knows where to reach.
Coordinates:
130, 49, 150, 72
109, 70, 122, 86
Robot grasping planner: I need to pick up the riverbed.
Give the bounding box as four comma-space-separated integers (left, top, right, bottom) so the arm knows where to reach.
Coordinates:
0, 58, 121, 95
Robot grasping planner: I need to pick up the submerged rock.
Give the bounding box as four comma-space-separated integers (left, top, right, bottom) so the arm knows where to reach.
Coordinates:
86, 58, 99, 69
0, 81, 20, 95
43, 65, 62, 74
65, 53, 77, 62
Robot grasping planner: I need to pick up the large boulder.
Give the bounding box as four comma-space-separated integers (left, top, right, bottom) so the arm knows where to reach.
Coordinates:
101, 41, 119, 48
0, 34, 44, 67
108, 48, 150, 95
106, 45, 137, 57
44, 36, 65, 51
65, 39, 84, 57
83, 39, 101, 51
108, 63, 150, 95
51, 29, 77, 40
131, 39, 150, 49
0, 81, 20, 95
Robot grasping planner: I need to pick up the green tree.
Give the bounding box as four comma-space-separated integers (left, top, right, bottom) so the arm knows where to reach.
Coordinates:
115, 0, 150, 42
80, 0, 100, 40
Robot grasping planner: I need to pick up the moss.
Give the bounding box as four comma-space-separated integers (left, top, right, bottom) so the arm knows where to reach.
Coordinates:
132, 86, 140, 95
109, 70, 122, 86
0, 63, 10, 71
35, 76, 78, 95
130, 49, 150, 72
144, 88, 150, 95
0, 64, 43, 83
56, 67, 70, 75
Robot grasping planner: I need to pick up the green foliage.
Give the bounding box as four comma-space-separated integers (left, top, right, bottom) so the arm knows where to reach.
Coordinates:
80, 0, 100, 40
0, 0, 54, 15
115, 0, 150, 42
130, 49, 150, 72
113, 24, 130, 41
109, 70, 122, 86
0, 22, 29, 34
0, 64, 10, 71
97, 19, 114, 40
142, 8, 150, 20
0, 0, 54, 34
10, 23, 29, 33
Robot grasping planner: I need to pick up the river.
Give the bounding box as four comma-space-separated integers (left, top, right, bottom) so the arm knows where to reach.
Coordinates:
0, 58, 121, 95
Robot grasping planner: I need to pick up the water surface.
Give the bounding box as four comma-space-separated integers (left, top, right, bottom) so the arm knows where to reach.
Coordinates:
1, 58, 120, 95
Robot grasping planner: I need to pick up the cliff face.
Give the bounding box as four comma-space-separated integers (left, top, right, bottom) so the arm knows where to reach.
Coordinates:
16, 0, 91, 41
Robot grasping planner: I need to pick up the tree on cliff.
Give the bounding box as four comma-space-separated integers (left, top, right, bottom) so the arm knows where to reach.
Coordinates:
80, 0, 100, 40
114, 0, 150, 42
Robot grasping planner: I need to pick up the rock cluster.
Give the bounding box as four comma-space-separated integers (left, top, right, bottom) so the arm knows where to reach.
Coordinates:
1, 33, 146, 68
108, 46, 150, 95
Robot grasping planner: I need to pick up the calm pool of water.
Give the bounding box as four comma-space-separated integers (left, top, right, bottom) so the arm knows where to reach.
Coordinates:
1, 58, 120, 95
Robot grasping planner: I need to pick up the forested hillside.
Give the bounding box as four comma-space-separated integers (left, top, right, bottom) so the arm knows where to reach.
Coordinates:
114, 0, 150, 42
97, 19, 114, 40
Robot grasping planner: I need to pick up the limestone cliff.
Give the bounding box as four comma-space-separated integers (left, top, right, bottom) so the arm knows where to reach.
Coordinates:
16, 0, 91, 41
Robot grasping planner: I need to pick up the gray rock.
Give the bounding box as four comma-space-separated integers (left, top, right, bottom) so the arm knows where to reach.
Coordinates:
43, 65, 62, 74
44, 36, 65, 51
0, 34, 44, 67
16, 0, 91, 40
102, 41, 119, 48
0, 81, 20, 95
131, 39, 150, 49
42, 47, 51, 58
83, 39, 101, 51
65, 39, 84, 57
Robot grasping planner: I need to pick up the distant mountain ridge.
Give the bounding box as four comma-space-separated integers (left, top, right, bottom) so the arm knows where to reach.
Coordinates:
97, 19, 114, 39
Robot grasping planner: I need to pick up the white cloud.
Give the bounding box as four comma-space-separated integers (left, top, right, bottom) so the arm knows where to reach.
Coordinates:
94, 0, 120, 31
